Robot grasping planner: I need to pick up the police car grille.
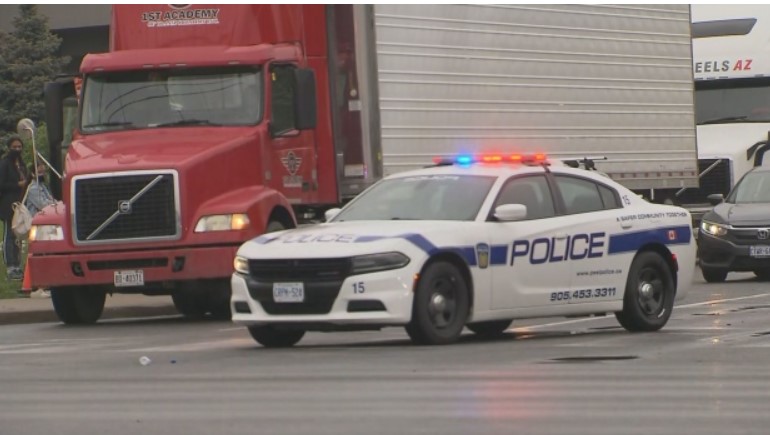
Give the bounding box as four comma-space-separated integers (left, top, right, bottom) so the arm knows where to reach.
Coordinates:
74, 174, 177, 242
247, 258, 352, 281
246, 258, 351, 315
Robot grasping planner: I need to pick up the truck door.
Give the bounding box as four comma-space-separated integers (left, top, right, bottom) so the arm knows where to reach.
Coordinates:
268, 63, 318, 204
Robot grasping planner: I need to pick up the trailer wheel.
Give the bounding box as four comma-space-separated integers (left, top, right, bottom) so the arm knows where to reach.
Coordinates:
701, 267, 728, 283
248, 325, 305, 348
406, 261, 470, 345
51, 286, 106, 325
467, 319, 513, 338
615, 252, 674, 332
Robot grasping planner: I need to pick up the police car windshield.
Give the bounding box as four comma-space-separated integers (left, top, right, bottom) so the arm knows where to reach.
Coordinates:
334, 175, 496, 221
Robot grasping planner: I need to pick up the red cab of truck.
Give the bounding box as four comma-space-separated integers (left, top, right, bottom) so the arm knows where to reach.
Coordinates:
31, 4, 360, 323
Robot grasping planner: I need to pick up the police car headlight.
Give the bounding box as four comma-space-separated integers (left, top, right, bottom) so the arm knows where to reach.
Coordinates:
233, 256, 250, 274
350, 252, 410, 275
29, 225, 63, 241
195, 214, 250, 232
701, 221, 728, 237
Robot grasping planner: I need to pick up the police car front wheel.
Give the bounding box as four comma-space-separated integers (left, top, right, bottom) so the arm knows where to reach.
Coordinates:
248, 325, 305, 348
615, 251, 675, 332
406, 261, 470, 345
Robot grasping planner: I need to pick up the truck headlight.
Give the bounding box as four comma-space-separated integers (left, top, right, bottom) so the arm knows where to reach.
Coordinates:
195, 214, 250, 232
29, 225, 64, 241
234, 256, 250, 274
350, 252, 410, 275
701, 221, 728, 237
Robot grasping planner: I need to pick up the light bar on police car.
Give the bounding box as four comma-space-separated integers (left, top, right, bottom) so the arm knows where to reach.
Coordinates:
433, 153, 548, 166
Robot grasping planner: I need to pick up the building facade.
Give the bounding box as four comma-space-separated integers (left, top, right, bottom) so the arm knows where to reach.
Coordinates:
0, 5, 111, 73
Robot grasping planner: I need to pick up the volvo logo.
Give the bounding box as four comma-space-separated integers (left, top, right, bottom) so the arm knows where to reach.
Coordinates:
118, 200, 132, 215
758, 229, 769, 240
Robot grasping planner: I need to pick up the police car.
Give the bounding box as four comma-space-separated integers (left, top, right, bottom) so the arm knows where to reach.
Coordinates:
231, 154, 696, 347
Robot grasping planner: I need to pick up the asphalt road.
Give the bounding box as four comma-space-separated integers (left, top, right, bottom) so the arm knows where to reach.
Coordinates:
2, 271, 770, 435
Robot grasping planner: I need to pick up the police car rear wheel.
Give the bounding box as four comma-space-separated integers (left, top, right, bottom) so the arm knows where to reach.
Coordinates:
615, 252, 674, 332
701, 267, 727, 283
467, 319, 513, 338
406, 261, 469, 345
248, 325, 305, 348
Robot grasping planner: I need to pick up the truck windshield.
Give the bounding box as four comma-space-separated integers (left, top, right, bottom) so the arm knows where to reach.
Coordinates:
80, 67, 262, 133
333, 175, 496, 222
695, 77, 770, 125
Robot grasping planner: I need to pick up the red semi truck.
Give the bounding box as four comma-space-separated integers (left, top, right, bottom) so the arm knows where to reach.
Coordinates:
32, 4, 697, 324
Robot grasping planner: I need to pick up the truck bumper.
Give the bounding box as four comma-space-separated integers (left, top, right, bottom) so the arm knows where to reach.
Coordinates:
27, 245, 240, 288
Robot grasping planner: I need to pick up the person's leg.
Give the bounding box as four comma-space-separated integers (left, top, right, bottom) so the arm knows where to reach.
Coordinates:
2, 220, 20, 279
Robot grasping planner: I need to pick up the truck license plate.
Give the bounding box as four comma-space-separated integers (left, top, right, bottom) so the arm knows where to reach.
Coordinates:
750, 246, 770, 258
114, 270, 145, 287
273, 282, 304, 303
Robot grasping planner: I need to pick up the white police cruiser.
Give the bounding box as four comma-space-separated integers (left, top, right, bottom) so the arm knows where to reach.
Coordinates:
232, 154, 696, 347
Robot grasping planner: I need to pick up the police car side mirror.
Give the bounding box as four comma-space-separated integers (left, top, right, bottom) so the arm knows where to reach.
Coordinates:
494, 204, 527, 221
324, 208, 342, 222
707, 193, 724, 206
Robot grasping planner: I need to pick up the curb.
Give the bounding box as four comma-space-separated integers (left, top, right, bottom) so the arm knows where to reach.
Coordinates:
0, 303, 180, 326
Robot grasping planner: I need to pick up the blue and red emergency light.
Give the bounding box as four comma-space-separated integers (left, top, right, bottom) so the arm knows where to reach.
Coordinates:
433, 153, 548, 166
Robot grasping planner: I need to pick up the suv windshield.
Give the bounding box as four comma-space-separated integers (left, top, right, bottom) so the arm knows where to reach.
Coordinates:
695, 77, 770, 125
333, 175, 496, 221
80, 67, 262, 133
728, 170, 770, 204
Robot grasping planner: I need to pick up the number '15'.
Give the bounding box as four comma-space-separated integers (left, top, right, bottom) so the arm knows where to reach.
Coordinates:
353, 282, 365, 294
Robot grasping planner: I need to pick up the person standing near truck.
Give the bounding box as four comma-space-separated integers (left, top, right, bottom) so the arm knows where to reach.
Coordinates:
25, 162, 56, 216
0, 135, 28, 280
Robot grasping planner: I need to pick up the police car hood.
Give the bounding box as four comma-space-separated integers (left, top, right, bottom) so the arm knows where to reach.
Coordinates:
239, 220, 471, 259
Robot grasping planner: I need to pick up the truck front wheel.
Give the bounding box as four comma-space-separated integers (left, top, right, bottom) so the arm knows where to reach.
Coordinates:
51, 286, 106, 325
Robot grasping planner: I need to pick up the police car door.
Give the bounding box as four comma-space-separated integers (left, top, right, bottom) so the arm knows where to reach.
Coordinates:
551, 174, 627, 304
489, 174, 573, 309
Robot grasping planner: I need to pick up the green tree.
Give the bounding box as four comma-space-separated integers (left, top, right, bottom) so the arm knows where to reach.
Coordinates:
0, 5, 69, 143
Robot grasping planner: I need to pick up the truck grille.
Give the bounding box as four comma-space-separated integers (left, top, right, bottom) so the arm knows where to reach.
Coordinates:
74, 172, 179, 243
677, 159, 732, 205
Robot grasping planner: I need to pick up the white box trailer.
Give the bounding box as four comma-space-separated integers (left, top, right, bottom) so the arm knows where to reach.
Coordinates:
683, 5, 770, 210
348, 4, 698, 200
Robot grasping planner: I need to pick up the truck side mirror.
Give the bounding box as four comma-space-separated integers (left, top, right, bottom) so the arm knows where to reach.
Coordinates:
294, 68, 316, 130
44, 79, 76, 199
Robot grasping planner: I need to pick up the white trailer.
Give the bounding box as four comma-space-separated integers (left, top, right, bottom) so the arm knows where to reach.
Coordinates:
355, 4, 698, 200
683, 5, 770, 210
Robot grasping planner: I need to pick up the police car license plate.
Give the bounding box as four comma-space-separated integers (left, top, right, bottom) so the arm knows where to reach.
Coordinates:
750, 246, 770, 258
114, 270, 144, 287
273, 282, 304, 303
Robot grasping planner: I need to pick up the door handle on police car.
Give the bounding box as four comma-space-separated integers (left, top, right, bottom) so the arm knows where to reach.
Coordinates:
554, 232, 567, 240
620, 221, 633, 229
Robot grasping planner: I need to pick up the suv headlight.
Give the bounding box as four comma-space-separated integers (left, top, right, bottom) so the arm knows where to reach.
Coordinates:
350, 252, 410, 275
29, 225, 64, 241
195, 214, 250, 232
701, 221, 728, 237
